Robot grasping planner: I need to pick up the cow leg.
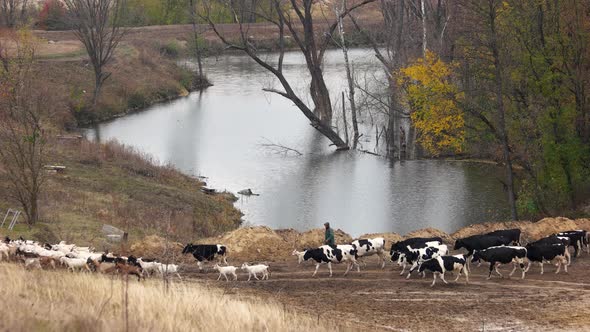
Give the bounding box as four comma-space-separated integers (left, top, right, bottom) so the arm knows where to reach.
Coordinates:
487, 263, 494, 279
355, 260, 360, 273
399, 262, 406, 276
328, 262, 333, 277
540, 262, 544, 275
406, 262, 418, 279
378, 252, 386, 269
509, 262, 518, 277
223, 256, 228, 265
563, 257, 568, 273
421, 271, 426, 278
577, 242, 582, 257
312, 263, 320, 277
554, 260, 561, 274
440, 272, 448, 284
197, 261, 203, 271
566, 249, 572, 266
463, 267, 469, 284
494, 263, 503, 278
431, 272, 437, 287
344, 262, 351, 276
525, 260, 533, 272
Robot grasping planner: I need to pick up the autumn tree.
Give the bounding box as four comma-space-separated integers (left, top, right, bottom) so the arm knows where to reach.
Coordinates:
64, 0, 126, 105
0, 29, 48, 226
398, 51, 464, 155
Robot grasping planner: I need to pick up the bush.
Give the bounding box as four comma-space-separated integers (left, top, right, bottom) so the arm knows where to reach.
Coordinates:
160, 41, 181, 58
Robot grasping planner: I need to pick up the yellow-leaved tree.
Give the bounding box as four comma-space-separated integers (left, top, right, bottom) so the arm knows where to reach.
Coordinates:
398, 51, 465, 156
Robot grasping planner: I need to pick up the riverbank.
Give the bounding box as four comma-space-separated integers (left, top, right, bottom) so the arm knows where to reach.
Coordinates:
0, 138, 242, 247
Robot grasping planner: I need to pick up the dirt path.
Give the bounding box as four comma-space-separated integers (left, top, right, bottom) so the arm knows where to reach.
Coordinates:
181, 253, 590, 331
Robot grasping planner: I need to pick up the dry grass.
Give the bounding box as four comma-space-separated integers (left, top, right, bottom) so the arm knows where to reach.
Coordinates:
0, 263, 334, 331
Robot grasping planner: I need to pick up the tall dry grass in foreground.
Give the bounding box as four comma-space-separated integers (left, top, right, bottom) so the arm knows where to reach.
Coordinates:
0, 263, 333, 331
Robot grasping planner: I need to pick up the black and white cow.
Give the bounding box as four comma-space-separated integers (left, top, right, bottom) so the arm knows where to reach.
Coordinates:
525, 243, 569, 274
293, 245, 358, 277
418, 254, 469, 287
528, 235, 571, 264
390, 237, 443, 257
454, 234, 512, 271
398, 244, 449, 278
351, 237, 387, 269
182, 244, 227, 270
485, 229, 521, 245
556, 230, 588, 258
471, 246, 528, 280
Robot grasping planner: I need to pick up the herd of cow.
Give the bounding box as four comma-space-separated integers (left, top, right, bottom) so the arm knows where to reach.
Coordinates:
184, 229, 590, 286
3, 228, 588, 286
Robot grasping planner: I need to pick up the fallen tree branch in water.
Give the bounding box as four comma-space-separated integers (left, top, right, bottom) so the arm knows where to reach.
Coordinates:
259, 137, 303, 156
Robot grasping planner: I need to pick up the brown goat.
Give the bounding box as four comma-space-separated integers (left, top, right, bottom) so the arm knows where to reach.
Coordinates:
115, 262, 143, 281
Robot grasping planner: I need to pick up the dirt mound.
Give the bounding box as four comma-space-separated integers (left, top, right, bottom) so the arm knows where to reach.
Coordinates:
199, 226, 288, 262
574, 218, 590, 231
404, 228, 453, 244
296, 228, 352, 249
523, 217, 578, 242
129, 235, 183, 260
275, 228, 301, 245
357, 232, 403, 247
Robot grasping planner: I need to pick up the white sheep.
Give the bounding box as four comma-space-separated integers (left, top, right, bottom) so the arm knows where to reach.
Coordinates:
213, 264, 238, 281
24, 258, 41, 269
240, 263, 269, 281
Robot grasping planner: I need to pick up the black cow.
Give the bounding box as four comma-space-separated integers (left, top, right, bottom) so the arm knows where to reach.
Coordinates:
390, 237, 444, 256
556, 230, 588, 258
525, 243, 569, 274
471, 246, 528, 279
454, 235, 512, 257
485, 229, 521, 245
182, 243, 228, 270
418, 255, 469, 287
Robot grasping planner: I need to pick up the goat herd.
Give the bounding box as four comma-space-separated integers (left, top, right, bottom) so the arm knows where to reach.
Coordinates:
2, 228, 589, 286
0, 236, 180, 281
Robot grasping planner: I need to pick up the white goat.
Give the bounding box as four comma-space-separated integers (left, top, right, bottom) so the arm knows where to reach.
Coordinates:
138, 258, 162, 277
60, 257, 91, 272
158, 264, 182, 279
241, 263, 269, 281
213, 264, 238, 281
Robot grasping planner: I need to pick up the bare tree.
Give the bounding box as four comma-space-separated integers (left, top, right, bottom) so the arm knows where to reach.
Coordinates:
334, 0, 359, 148
0, 0, 29, 27
64, 0, 126, 105
202, 0, 376, 150
188, 0, 204, 80
0, 30, 48, 226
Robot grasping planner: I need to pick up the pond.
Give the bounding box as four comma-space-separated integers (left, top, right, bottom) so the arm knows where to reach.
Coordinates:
84, 48, 511, 237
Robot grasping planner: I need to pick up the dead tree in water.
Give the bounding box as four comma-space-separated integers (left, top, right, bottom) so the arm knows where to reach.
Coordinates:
202, 0, 376, 150
64, 0, 126, 105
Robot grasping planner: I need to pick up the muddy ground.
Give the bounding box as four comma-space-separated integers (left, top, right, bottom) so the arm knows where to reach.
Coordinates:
182, 253, 590, 331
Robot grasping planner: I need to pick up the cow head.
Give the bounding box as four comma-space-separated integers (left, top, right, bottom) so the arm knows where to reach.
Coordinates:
423, 247, 439, 260
391, 251, 400, 263
471, 250, 481, 263
182, 244, 193, 254
453, 239, 464, 250
217, 245, 227, 256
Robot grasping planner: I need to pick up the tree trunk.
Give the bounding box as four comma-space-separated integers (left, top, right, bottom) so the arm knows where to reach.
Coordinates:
489, 2, 518, 220
189, 0, 203, 79
336, 0, 359, 148
342, 91, 349, 144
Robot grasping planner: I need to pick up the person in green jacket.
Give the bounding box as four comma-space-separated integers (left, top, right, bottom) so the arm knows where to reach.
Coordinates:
324, 222, 335, 247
